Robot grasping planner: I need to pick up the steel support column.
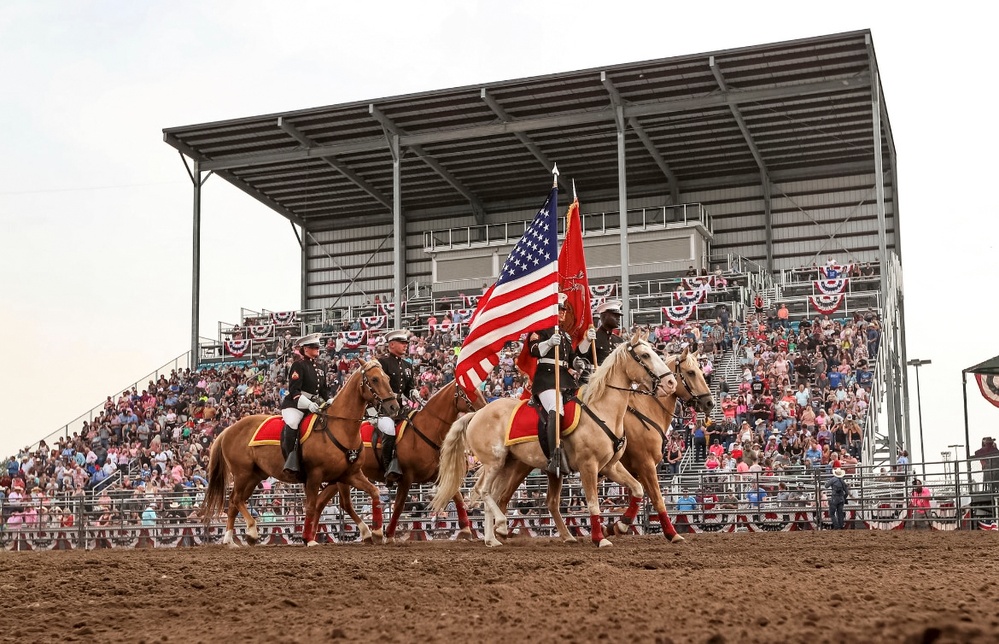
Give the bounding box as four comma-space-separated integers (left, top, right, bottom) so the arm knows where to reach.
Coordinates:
391, 134, 404, 329
615, 106, 631, 325
300, 224, 308, 310
871, 67, 897, 466
763, 181, 773, 273
191, 161, 202, 369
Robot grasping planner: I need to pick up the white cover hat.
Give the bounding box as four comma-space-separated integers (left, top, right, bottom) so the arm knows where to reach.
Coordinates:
385, 329, 411, 343
298, 333, 322, 347
595, 300, 623, 315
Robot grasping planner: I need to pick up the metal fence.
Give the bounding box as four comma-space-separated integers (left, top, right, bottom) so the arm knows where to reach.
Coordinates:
4, 458, 996, 550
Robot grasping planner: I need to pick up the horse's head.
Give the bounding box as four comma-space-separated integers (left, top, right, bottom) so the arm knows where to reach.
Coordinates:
451, 380, 487, 414
621, 331, 671, 389
356, 361, 401, 417
671, 348, 714, 414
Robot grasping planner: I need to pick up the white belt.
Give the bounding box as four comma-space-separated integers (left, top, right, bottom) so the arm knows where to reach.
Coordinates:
538, 358, 568, 366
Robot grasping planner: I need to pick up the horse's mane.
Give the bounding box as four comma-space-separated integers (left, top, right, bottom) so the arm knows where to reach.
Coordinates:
580, 340, 633, 405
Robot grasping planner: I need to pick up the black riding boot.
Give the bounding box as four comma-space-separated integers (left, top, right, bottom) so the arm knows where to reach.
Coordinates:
544, 410, 569, 476
381, 434, 401, 484
281, 424, 300, 474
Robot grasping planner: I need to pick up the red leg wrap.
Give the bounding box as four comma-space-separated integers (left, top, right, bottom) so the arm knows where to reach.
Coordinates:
385, 512, 398, 538
371, 503, 383, 530
658, 511, 678, 538
303, 516, 314, 542
456, 500, 470, 529
621, 496, 642, 525
589, 514, 605, 543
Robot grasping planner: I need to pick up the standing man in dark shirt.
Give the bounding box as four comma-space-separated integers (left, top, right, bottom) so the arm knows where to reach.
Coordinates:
279, 333, 330, 475
377, 329, 417, 483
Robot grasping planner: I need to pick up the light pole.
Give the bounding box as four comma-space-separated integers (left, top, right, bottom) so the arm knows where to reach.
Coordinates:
907, 358, 932, 477
941, 451, 951, 486
948, 444, 964, 494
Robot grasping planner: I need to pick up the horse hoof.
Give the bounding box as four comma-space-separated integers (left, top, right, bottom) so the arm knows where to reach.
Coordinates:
597, 538, 613, 548
226, 541, 240, 549
614, 521, 630, 535
307, 540, 320, 547
485, 539, 503, 548
456, 527, 473, 540
494, 525, 509, 538
669, 534, 686, 544
563, 536, 578, 544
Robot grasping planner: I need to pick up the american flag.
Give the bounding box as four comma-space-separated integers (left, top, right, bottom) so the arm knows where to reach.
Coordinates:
456, 188, 560, 395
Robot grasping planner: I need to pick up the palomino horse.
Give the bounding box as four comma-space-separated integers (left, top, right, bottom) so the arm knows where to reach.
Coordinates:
431, 332, 671, 547
201, 361, 399, 546
322, 380, 486, 541
484, 349, 710, 544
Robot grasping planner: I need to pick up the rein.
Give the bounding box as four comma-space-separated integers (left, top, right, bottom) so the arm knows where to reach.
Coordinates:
315, 364, 394, 465
569, 395, 625, 453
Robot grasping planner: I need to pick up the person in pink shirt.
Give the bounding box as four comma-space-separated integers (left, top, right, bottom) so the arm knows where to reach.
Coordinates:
910, 479, 932, 527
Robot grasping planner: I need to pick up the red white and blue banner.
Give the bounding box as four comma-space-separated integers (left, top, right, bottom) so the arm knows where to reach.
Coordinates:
808, 293, 844, 315
378, 301, 406, 317
590, 296, 606, 313
672, 288, 706, 304
461, 294, 480, 308
974, 374, 999, 409
248, 324, 274, 340
589, 283, 616, 298
360, 315, 386, 331
662, 304, 696, 325
452, 308, 474, 324
339, 330, 367, 349
814, 278, 848, 295
271, 311, 298, 326
225, 338, 251, 358
682, 276, 710, 290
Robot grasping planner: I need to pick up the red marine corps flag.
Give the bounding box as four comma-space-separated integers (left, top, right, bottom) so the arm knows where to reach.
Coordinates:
557, 187, 591, 347
455, 181, 560, 397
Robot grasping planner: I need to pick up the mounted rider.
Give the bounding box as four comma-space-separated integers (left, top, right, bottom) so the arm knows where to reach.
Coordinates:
377, 329, 417, 484
528, 293, 596, 475
592, 299, 624, 365
280, 333, 330, 476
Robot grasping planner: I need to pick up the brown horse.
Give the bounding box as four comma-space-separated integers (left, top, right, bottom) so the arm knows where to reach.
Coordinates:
431, 333, 672, 547
201, 361, 399, 546
322, 380, 486, 542
613, 349, 714, 541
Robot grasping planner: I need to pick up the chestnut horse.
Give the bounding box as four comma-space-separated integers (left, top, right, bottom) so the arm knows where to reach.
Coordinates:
201, 361, 399, 546
323, 380, 486, 541
431, 333, 671, 548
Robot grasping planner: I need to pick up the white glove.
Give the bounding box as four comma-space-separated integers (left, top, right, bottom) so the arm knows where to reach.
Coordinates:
587, 327, 597, 341
410, 389, 420, 400
296, 393, 313, 411
308, 401, 321, 414
545, 335, 561, 350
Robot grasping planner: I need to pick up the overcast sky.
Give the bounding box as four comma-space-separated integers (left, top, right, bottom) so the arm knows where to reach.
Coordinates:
1, 1, 996, 466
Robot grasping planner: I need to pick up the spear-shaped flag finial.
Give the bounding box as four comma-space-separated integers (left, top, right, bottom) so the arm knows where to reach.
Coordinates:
552, 162, 559, 188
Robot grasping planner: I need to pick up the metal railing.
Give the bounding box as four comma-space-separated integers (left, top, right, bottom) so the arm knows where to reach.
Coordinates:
423, 203, 712, 252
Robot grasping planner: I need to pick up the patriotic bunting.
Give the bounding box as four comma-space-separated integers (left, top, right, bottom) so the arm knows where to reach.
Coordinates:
682, 277, 710, 290
590, 296, 606, 313
378, 301, 406, 316
360, 315, 386, 331
438, 317, 452, 332
662, 304, 696, 325
814, 278, 848, 295
974, 374, 999, 409
461, 294, 480, 308
452, 308, 474, 324
589, 283, 616, 297
808, 294, 844, 315
339, 330, 367, 349
672, 288, 706, 304
248, 325, 273, 340
271, 311, 297, 326
225, 339, 251, 358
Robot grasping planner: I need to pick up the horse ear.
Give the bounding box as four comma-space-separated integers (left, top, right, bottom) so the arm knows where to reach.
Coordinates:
639, 327, 650, 342
630, 330, 642, 344
679, 347, 689, 361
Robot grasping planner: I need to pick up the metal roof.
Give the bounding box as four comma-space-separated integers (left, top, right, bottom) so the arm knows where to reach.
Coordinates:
164, 29, 892, 230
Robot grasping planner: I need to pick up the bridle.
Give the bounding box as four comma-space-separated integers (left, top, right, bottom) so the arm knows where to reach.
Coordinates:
625, 341, 667, 394
358, 362, 395, 416
670, 354, 712, 421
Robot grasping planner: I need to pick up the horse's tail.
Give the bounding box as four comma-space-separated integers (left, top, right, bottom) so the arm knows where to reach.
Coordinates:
429, 412, 475, 513
200, 430, 230, 525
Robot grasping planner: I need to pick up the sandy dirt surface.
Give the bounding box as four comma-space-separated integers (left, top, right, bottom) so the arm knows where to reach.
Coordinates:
1, 530, 996, 643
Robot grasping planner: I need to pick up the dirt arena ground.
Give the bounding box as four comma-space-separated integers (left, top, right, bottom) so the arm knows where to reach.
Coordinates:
1, 530, 996, 643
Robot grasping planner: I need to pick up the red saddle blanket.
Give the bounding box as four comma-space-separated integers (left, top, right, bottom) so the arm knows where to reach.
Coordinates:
248, 414, 320, 447
360, 413, 413, 448
505, 399, 581, 446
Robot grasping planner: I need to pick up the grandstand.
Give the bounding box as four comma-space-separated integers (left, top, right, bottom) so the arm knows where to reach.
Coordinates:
18, 30, 990, 550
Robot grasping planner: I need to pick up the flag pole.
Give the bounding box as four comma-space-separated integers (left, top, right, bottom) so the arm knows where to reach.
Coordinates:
573, 177, 598, 369
552, 163, 564, 476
